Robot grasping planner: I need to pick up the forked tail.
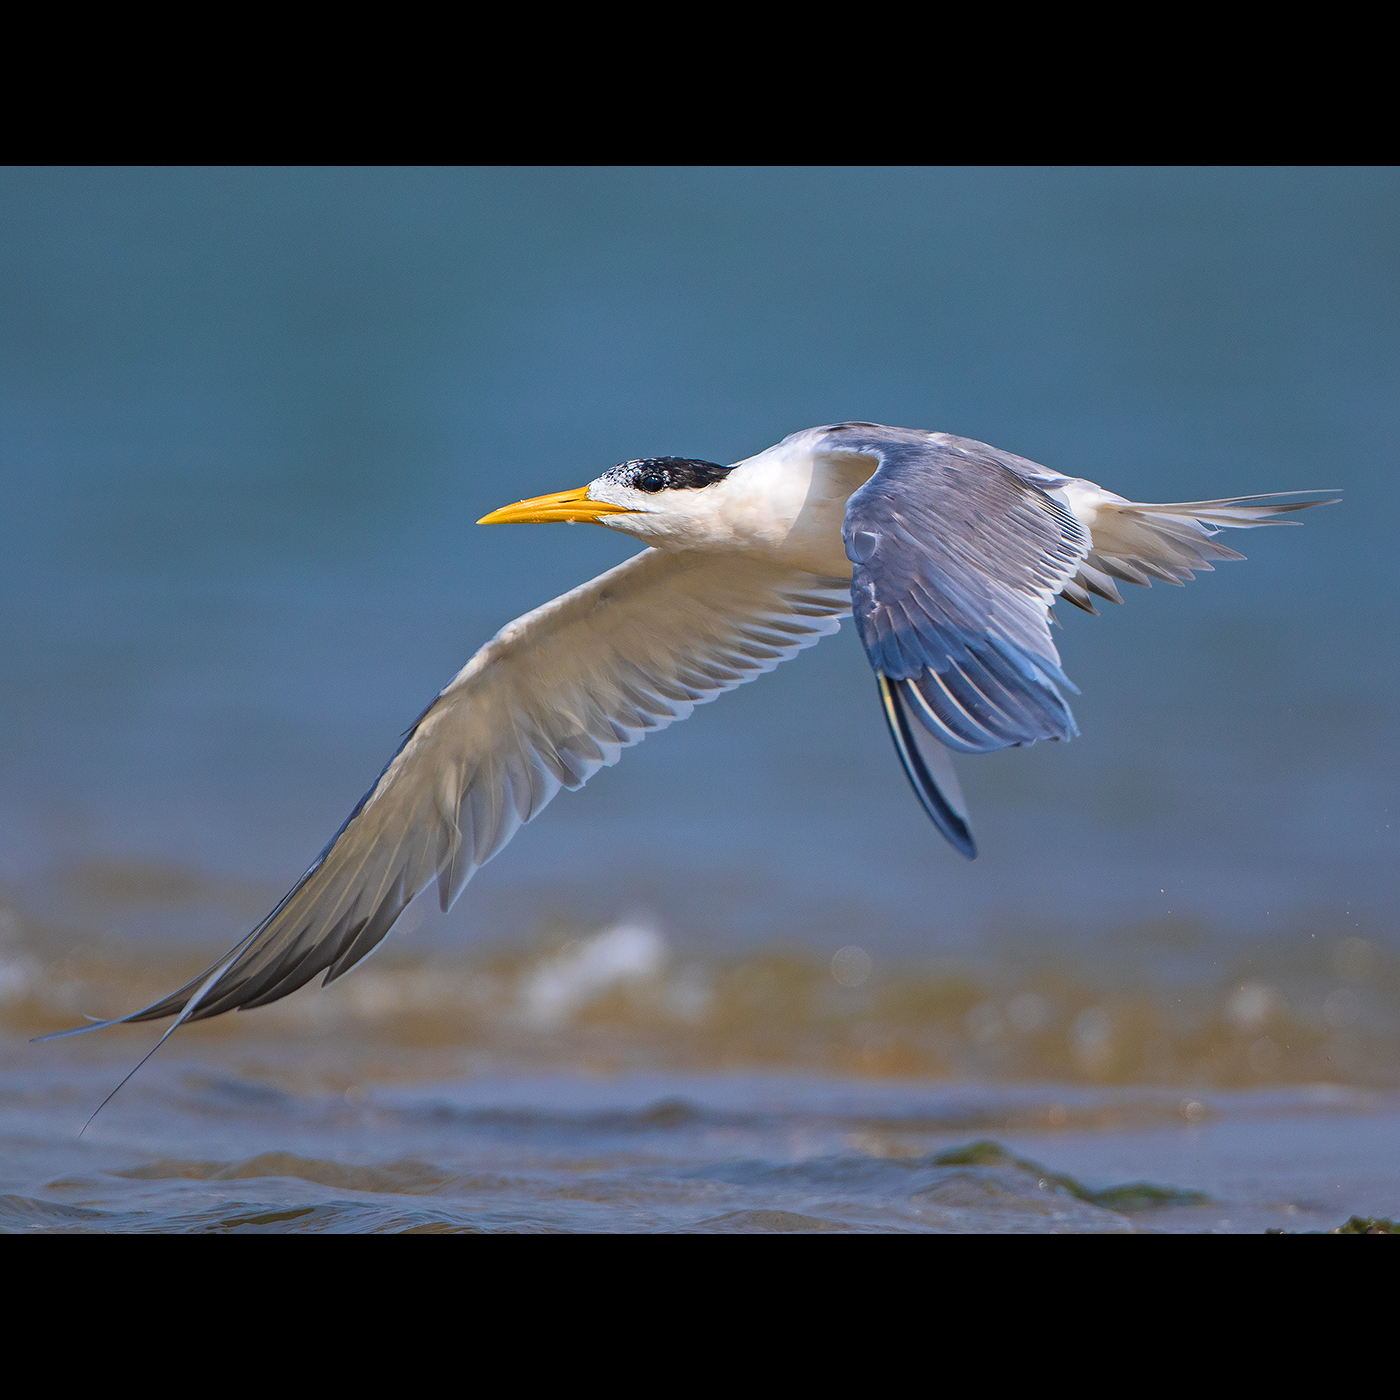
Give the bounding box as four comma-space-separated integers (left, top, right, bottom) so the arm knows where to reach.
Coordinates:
1058, 489, 1340, 613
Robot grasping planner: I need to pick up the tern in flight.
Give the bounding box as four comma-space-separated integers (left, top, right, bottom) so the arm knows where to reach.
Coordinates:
43, 423, 1335, 1052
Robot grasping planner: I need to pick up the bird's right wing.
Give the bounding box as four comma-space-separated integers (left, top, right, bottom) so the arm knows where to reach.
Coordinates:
41, 550, 850, 1035
831, 428, 1091, 858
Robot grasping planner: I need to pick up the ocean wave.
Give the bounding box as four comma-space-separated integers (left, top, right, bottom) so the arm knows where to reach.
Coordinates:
6, 906, 1399, 1089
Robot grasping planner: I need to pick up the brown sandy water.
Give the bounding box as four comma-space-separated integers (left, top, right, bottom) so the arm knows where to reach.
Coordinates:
7, 895, 1399, 1089
4, 906, 1398, 1232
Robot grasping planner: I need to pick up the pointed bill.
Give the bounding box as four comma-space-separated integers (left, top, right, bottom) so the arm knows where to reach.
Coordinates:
478, 486, 637, 525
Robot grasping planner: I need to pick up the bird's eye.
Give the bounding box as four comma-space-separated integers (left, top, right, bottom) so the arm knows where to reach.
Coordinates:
638, 472, 665, 492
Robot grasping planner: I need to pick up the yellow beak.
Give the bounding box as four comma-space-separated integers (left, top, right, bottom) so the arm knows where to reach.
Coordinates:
477, 485, 638, 525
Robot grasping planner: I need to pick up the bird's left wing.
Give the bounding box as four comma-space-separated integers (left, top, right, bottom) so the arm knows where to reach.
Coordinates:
833, 428, 1091, 855
41, 550, 850, 1035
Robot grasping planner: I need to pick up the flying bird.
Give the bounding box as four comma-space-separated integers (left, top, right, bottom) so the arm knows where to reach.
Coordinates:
41, 423, 1336, 1047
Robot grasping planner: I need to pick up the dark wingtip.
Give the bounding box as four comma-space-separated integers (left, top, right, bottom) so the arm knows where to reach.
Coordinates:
951, 824, 978, 861
940, 810, 978, 861
877, 675, 978, 859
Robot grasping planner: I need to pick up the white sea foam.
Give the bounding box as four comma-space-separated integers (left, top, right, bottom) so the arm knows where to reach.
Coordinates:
519, 920, 667, 1029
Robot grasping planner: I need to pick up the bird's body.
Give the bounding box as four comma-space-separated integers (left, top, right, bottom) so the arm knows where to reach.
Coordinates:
42, 424, 1336, 1048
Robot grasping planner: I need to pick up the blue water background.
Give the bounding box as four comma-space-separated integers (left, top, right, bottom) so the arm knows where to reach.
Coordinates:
1, 167, 1396, 963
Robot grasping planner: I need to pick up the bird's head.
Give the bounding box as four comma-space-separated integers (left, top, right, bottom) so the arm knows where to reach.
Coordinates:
478, 457, 735, 546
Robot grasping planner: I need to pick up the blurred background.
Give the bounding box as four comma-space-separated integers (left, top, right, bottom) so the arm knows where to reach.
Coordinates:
2, 167, 1397, 1091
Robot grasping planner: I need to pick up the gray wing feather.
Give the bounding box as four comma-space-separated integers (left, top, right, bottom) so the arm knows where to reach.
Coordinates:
41, 550, 849, 1036
836, 429, 1089, 756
